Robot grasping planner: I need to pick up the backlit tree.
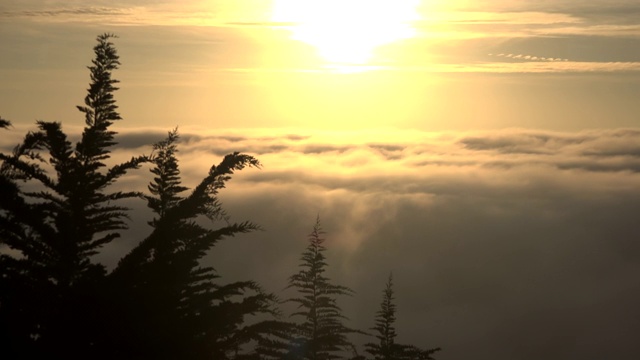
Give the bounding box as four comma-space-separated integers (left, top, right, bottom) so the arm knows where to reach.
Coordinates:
286, 217, 356, 360
0, 33, 147, 357
365, 274, 441, 360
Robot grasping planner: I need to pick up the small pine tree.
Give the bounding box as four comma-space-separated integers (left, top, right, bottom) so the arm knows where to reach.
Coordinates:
366, 275, 441, 360
0, 116, 10, 129
366, 274, 397, 360
286, 216, 356, 360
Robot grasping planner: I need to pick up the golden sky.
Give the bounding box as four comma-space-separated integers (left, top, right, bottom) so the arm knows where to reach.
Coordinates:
2, 0, 640, 131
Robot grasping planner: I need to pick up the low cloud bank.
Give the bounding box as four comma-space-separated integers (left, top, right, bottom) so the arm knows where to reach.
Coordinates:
128, 128, 640, 360
4, 126, 639, 359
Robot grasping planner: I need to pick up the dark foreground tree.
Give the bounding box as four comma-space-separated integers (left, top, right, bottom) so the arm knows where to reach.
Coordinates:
0, 33, 147, 357
104, 129, 288, 359
365, 274, 440, 360
285, 217, 356, 360
0, 34, 278, 359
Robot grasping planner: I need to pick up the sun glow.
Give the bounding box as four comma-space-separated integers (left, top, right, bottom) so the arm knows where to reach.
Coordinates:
271, 0, 421, 65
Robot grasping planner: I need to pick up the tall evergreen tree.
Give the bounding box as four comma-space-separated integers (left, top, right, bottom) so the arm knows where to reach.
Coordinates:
286, 216, 356, 360
1, 33, 293, 359
0, 34, 147, 357
365, 275, 441, 360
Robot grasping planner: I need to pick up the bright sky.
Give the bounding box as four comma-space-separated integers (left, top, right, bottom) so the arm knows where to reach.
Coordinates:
2, 0, 640, 131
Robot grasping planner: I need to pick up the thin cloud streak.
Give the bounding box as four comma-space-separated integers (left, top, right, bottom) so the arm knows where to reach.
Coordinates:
223, 61, 640, 73
420, 61, 640, 73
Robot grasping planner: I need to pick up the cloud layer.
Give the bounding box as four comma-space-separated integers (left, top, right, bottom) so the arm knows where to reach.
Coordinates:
201, 127, 640, 360
5, 126, 636, 360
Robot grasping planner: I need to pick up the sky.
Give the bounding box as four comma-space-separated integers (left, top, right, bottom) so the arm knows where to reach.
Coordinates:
2, 1, 640, 359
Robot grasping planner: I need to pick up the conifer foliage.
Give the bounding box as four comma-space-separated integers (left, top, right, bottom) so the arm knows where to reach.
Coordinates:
106, 130, 281, 359
0, 33, 443, 360
0, 116, 9, 129
286, 217, 356, 360
0, 33, 147, 357
365, 275, 441, 360
0, 34, 277, 359
366, 274, 398, 360
145, 128, 189, 222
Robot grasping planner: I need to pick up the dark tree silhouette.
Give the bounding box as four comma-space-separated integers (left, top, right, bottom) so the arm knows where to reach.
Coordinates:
365, 274, 441, 360
0, 34, 278, 360
285, 216, 356, 360
0, 116, 10, 129
365, 274, 398, 360
0, 33, 446, 360
102, 129, 290, 359
145, 128, 189, 223
0, 33, 147, 358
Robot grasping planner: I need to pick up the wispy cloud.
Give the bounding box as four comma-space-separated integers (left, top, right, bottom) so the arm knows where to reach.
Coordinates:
0, 6, 141, 24
488, 53, 569, 62
420, 10, 581, 25
425, 61, 640, 73
0, 2, 272, 27
220, 60, 640, 73
7, 7, 128, 17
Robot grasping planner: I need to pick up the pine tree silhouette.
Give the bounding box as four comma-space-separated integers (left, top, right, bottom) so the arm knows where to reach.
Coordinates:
1, 34, 280, 359
366, 274, 441, 360
1, 33, 447, 360
286, 216, 357, 360
105, 129, 288, 359
0, 116, 10, 129
0, 34, 148, 358
365, 274, 398, 360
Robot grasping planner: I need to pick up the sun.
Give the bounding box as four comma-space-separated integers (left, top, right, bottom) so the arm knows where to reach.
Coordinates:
271, 0, 420, 65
